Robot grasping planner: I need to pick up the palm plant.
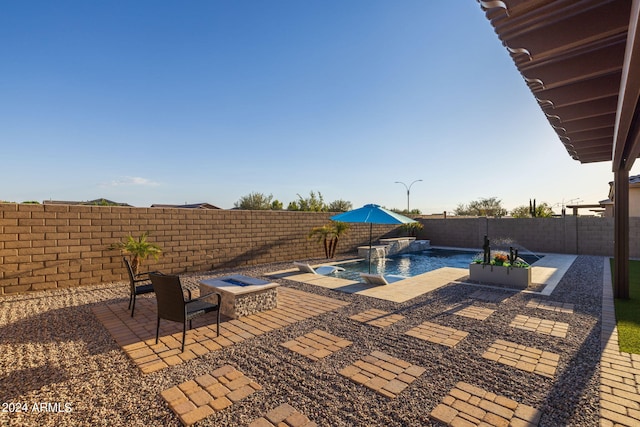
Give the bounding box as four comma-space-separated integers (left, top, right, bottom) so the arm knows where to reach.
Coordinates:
329, 221, 350, 258
308, 224, 333, 258
109, 232, 162, 274
308, 221, 350, 259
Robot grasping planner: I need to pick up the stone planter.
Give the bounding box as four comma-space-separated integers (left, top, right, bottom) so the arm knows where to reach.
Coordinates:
468, 263, 531, 289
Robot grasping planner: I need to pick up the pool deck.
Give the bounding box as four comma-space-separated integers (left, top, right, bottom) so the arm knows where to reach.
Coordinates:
3, 255, 639, 426
270, 253, 577, 303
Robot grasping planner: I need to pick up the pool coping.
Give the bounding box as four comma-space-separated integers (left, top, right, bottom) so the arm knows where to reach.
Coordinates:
269, 249, 577, 303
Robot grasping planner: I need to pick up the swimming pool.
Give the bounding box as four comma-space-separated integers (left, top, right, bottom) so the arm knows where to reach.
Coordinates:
332, 248, 541, 282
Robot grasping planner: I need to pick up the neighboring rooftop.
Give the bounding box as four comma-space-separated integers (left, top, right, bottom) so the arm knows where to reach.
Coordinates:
43, 198, 132, 206
150, 203, 221, 209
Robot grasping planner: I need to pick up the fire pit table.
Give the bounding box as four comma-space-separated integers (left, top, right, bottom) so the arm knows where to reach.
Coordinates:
198, 274, 279, 319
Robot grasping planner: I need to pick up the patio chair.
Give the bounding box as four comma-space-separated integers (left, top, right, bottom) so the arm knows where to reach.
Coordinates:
123, 256, 155, 317
149, 272, 221, 352
293, 261, 345, 275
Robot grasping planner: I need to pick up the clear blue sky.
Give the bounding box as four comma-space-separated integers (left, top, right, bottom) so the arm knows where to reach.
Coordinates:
2, 1, 637, 213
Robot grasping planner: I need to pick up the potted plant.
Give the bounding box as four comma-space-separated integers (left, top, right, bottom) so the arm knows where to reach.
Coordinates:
109, 232, 162, 275
399, 222, 423, 237
469, 244, 531, 289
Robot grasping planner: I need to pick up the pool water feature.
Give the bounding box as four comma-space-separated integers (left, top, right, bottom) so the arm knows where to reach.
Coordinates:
332, 248, 542, 282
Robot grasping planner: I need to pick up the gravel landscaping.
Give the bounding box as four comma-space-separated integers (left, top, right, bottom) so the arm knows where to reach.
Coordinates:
0, 255, 603, 426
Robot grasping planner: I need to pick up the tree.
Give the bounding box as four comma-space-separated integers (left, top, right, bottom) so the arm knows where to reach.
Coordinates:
511, 200, 554, 218
454, 197, 507, 217
288, 191, 327, 212
328, 199, 352, 212
510, 205, 531, 218
391, 208, 422, 215
234, 192, 281, 210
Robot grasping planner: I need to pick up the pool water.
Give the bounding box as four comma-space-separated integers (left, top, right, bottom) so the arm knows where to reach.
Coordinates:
332, 248, 541, 282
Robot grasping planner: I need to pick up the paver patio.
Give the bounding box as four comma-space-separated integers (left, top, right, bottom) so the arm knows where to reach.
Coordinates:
482, 339, 559, 378
405, 321, 469, 348
446, 304, 495, 321
249, 403, 317, 427
510, 314, 569, 338
348, 309, 405, 328
430, 381, 542, 427
3, 256, 639, 426
92, 286, 350, 373
161, 365, 261, 426
468, 289, 512, 303
281, 329, 352, 361
338, 350, 425, 398
525, 299, 574, 314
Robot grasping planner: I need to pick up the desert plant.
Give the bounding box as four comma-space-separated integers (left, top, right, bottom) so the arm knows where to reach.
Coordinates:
308, 225, 333, 258
308, 221, 350, 258
109, 232, 162, 274
328, 221, 350, 258
399, 222, 423, 237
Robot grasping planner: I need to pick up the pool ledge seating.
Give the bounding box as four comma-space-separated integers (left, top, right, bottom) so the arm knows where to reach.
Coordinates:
360, 273, 404, 286
293, 262, 345, 275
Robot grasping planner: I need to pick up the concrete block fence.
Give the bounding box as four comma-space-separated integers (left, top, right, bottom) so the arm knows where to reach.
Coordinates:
0, 204, 397, 295
416, 216, 637, 258
1, 203, 635, 295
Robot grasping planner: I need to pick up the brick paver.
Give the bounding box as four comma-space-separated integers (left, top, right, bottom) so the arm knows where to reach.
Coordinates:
160, 365, 261, 426
249, 403, 317, 427
92, 287, 349, 373
281, 329, 352, 361
430, 381, 541, 426
482, 339, 559, 378
510, 314, 569, 338
405, 321, 469, 348
446, 304, 495, 321
469, 289, 512, 303
349, 309, 405, 328
339, 350, 425, 398
526, 299, 574, 314
600, 260, 640, 426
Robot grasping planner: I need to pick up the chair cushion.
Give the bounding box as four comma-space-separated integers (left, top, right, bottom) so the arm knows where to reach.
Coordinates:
135, 283, 155, 295
185, 300, 219, 320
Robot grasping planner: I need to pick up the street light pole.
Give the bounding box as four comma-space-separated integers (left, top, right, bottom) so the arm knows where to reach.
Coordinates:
394, 179, 422, 212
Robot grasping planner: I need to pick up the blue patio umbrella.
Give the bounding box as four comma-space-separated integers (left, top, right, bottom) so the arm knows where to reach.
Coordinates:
330, 204, 417, 273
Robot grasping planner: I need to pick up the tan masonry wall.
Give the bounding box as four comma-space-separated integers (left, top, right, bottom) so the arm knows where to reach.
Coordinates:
0, 204, 397, 295
1, 203, 634, 295
417, 216, 637, 257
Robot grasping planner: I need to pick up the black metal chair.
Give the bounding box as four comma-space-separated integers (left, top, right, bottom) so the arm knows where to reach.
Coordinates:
123, 256, 155, 317
149, 272, 221, 352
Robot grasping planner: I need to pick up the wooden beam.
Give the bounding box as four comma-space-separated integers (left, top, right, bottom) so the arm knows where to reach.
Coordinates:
614, 169, 630, 299
613, 0, 640, 170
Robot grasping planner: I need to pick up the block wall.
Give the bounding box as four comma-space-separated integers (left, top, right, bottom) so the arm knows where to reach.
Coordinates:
0, 204, 396, 295
417, 216, 633, 257
2, 203, 635, 295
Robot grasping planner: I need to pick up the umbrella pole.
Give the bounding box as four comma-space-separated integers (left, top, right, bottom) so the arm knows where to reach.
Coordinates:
368, 223, 373, 274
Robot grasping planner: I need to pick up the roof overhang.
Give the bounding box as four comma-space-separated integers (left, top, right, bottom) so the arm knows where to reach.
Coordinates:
478, 0, 640, 170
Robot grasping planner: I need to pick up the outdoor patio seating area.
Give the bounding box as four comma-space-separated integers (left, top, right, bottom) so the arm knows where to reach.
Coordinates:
0, 256, 638, 426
